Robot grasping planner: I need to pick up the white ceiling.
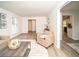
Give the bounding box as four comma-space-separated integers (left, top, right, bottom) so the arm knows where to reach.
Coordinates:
0, 1, 58, 17
62, 1, 79, 11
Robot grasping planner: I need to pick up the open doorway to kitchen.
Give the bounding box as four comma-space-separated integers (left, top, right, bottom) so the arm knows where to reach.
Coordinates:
62, 15, 72, 39
60, 1, 79, 56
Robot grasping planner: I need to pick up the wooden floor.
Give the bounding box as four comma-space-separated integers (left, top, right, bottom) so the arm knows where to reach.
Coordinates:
61, 32, 79, 57
47, 45, 66, 57
13, 32, 79, 57
0, 40, 31, 57
61, 40, 79, 57
62, 32, 79, 43
13, 33, 67, 57
0, 32, 79, 57
14, 32, 37, 39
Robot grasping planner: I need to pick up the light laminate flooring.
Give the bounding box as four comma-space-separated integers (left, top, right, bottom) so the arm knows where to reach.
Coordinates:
61, 32, 79, 57
13, 32, 37, 39
14, 33, 67, 57
1, 32, 79, 57
0, 40, 31, 57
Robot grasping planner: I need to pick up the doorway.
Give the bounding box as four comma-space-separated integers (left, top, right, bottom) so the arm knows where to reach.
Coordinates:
60, 1, 79, 56
62, 15, 72, 38
28, 19, 36, 33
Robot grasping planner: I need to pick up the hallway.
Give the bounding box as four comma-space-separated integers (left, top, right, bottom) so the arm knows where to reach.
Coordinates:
61, 32, 79, 56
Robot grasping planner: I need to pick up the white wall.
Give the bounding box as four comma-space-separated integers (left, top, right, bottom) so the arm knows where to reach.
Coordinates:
21, 17, 47, 33
21, 17, 28, 33
48, 1, 68, 48
11, 16, 23, 38
0, 8, 12, 36
36, 17, 47, 33
0, 8, 47, 38
48, 9, 57, 47
0, 8, 23, 38
62, 11, 79, 40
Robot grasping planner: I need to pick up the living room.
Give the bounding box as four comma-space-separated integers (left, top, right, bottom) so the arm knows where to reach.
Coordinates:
0, 1, 75, 57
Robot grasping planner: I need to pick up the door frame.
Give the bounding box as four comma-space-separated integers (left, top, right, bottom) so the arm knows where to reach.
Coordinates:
56, 1, 71, 48
28, 19, 36, 33
62, 15, 73, 39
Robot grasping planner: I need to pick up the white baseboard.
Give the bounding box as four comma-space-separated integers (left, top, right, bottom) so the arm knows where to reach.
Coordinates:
72, 37, 79, 40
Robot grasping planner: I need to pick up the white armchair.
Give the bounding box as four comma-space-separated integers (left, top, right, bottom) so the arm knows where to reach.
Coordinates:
37, 31, 54, 48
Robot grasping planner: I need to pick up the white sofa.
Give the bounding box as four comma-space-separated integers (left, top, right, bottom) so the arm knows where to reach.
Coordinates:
37, 31, 54, 48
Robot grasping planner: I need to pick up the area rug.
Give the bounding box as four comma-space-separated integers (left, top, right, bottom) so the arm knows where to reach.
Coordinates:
27, 40, 48, 57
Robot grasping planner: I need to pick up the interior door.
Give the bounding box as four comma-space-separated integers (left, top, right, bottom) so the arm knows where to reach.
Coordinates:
32, 20, 36, 32
28, 19, 36, 32
28, 20, 32, 32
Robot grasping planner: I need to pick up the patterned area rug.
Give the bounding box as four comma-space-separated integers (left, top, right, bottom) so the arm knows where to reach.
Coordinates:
28, 40, 48, 57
